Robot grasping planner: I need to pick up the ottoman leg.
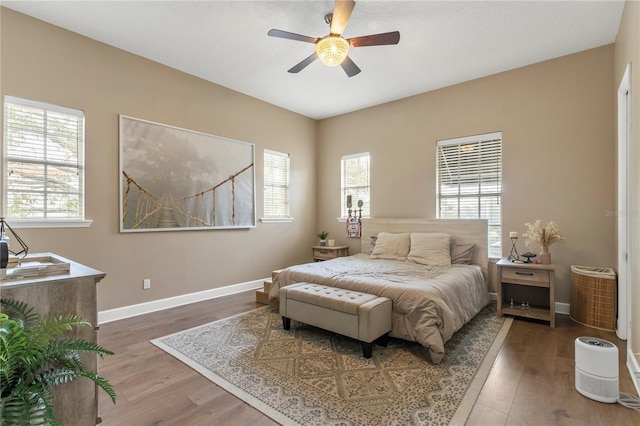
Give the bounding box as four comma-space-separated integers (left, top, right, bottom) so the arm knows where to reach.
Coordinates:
282, 317, 291, 330
362, 342, 373, 358
377, 333, 389, 347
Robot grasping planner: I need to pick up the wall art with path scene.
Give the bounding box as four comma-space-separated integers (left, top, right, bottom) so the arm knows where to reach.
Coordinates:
119, 116, 255, 232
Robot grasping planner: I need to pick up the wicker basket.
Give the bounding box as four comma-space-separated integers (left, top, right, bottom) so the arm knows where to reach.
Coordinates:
570, 265, 617, 331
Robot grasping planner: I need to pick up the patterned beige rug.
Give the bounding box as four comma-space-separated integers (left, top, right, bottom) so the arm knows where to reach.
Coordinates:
152, 303, 511, 426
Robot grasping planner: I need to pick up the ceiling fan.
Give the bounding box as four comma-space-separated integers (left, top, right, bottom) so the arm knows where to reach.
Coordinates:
268, 0, 400, 77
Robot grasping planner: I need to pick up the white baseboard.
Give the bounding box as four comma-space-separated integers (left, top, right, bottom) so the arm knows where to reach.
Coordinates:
555, 301, 570, 315
488, 292, 570, 315
627, 349, 640, 396
98, 278, 266, 324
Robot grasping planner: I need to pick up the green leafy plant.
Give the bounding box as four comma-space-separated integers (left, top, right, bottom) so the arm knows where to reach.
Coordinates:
0, 299, 116, 426
316, 231, 330, 240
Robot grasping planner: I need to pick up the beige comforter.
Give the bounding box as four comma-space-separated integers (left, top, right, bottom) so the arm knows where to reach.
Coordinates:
270, 253, 490, 363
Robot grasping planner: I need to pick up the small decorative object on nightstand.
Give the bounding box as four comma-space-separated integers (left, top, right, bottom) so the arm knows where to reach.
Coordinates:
521, 252, 536, 263
507, 231, 520, 262
497, 258, 555, 327
316, 231, 330, 246
523, 220, 565, 265
312, 245, 349, 262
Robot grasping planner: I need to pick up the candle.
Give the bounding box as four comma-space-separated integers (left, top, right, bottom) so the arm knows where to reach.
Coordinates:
509, 232, 518, 238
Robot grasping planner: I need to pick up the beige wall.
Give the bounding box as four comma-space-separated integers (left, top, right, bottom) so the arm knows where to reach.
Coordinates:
0, 7, 624, 315
317, 45, 616, 303
0, 8, 318, 311
614, 0, 640, 357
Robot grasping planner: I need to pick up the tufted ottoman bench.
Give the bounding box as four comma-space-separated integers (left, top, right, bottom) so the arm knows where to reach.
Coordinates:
280, 283, 392, 358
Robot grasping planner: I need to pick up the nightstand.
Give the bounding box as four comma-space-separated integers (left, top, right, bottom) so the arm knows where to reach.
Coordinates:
497, 259, 556, 327
312, 245, 349, 262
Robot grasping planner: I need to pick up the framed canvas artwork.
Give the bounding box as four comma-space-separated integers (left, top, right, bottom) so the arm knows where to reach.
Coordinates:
119, 116, 255, 232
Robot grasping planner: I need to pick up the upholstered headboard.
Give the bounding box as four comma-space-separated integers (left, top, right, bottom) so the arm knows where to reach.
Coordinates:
360, 218, 489, 281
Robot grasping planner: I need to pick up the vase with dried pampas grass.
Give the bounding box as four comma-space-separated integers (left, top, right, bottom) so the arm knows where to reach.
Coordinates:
523, 220, 565, 264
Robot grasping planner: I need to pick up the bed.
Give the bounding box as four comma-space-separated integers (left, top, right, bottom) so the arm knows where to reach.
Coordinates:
269, 218, 490, 364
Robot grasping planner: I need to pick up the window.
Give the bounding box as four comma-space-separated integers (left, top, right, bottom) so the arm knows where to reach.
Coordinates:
263, 149, 290, 219
436, 132, 502, 258
3, 96, 87, 226
341, 152, 370, 218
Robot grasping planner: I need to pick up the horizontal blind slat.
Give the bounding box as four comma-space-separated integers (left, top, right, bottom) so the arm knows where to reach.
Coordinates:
341, 152, 370, 217
4, 97, 84, 220
263, 150, 290, 217
437, 133, 502, 257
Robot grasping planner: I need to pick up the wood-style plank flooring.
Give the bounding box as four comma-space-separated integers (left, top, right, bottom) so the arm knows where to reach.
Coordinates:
97, 291, 640, 425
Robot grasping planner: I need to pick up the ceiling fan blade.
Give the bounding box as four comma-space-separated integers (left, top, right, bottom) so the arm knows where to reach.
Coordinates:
348, 31, 400, 47
288, 53, 318, 73
268, 29, 318, 44
330, 0, 356, 35
340, 55, 361, 77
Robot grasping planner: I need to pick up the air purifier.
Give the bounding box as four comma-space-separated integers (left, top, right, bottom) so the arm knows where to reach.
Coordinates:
575, 337, 619, 403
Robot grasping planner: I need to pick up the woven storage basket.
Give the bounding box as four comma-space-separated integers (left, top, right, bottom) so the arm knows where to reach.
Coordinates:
570, 265, 616, 331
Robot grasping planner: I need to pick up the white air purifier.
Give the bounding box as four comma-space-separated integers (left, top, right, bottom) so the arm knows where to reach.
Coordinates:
575, 337, 619, 403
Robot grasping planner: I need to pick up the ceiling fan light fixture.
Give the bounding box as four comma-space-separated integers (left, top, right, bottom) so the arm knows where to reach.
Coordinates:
315, 35, 349, 67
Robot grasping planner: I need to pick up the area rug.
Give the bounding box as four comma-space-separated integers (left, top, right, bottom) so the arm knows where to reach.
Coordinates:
151, 303, 512, 426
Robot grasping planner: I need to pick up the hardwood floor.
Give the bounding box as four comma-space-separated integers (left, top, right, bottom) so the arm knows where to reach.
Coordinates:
467, 316, 640, 425
97, 291, 640, 425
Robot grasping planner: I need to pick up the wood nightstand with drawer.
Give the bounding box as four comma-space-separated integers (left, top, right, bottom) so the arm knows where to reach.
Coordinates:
497, 258, 556, 327
312, 246, 349, 261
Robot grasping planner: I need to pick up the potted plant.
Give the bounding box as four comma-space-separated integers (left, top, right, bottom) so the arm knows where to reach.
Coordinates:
0, 299, 116, 426
316, 231, 330, 246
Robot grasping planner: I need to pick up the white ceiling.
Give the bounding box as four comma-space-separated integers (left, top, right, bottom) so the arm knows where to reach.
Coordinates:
2, 1, 625, 120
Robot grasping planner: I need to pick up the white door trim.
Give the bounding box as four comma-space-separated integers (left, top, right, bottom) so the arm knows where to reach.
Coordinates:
617, 63, 631, 340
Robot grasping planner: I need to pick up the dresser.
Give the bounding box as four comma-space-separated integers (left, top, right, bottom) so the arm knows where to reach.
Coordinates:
0, 253, 106, 425
497, 258, 555, 327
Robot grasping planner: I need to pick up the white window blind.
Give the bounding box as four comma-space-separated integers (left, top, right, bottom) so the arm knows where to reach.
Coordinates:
437, 132, 502, 258
263, 149, 290, 218
3, 96, 85, 221
341, 152, 370, 218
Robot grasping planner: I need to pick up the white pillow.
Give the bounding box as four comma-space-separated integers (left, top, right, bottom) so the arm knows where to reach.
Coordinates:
407, 233, 451, 266
370, 232, 411, 261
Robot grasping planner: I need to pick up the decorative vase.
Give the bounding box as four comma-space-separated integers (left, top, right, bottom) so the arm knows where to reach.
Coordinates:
540, 245, 551, 264
319, 239, 327, 246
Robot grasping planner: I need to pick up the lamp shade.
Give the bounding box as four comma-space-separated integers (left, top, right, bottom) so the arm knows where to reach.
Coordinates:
315, 36, 349, 67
